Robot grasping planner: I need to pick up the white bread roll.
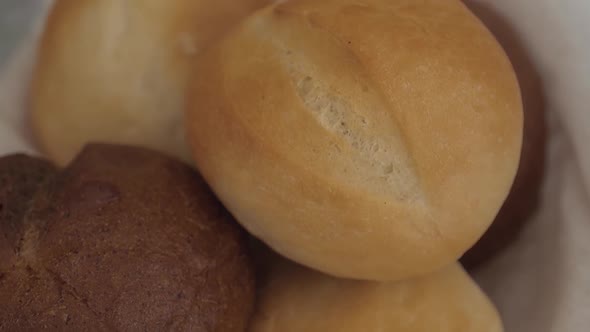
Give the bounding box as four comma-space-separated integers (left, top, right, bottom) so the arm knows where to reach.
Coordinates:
250, 261, 504, 332
187, 0, 523, 281
31, 0, 268, 165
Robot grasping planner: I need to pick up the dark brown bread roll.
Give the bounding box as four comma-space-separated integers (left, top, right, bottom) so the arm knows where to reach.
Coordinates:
0, 144, 255, 331
461, 1, 547, 269
0, 154, 57, 272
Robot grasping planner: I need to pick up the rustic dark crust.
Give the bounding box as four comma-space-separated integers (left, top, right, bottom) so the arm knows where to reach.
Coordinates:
0, 154, 57, 272
0, 144, 255, 331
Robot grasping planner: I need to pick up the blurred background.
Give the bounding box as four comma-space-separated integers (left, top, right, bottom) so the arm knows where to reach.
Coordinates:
0, 0, 42, 65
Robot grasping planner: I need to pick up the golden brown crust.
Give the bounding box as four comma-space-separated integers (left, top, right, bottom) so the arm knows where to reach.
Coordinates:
30, 0, 270, 166
187, 0, 523, 280
0, 145, 255, 331
249, 260, 504, 332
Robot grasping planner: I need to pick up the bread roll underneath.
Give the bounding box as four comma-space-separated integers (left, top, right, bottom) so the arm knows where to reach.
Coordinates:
250, 261, 503, 332
31, 0, 268, 165
186, 0, 523, 280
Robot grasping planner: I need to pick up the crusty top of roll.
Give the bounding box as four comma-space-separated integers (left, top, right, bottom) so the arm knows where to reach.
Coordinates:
187, 0, 523, 280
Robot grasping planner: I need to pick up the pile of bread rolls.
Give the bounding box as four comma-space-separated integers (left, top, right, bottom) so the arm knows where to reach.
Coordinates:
1, 0, 546, 330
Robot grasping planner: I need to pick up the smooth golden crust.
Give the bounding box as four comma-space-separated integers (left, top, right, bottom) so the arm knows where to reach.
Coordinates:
187, 0, 523, 281
30, 0, 269, 166
0, 144, 255, 331
249, 261, 504, 332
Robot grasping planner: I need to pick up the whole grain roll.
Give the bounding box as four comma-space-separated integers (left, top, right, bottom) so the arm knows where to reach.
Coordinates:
0, 144, 256, 331
31, 0, 269, 165
0, 154, 56, 272
187, 0, 523, 281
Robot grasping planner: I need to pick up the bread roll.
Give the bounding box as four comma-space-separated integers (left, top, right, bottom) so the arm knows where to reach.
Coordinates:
0, 154, 56, 273
186, 0, 523, 280
0, 144, 255, 331
30, 0, 269, 165
250, 260, 504, 332
461, 1, 547, 269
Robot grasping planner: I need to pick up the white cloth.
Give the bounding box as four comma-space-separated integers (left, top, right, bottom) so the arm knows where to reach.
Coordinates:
0, 1, 588, 331
467, 1, 590, 331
